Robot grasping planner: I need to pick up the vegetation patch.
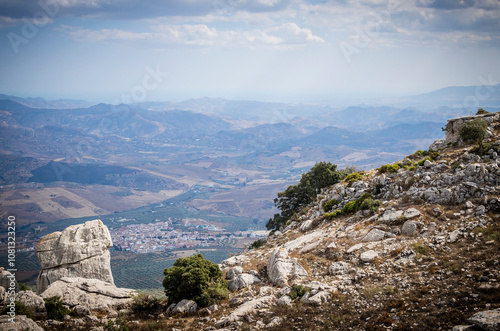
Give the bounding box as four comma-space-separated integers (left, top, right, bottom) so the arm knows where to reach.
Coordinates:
267, 162, 350, 231
344, 172, 363, 186
325, 209, 342, 220
44, 296, 71, 321
378, 163, 400, 173
288, 284, 311, 301
163, 253, 229, 307
130, 293, 161, 317
250, 238, 266, 249
322, 199, 340, 212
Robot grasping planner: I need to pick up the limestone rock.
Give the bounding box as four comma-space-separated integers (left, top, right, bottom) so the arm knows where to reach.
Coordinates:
172, 299, 197, 314
215, 295, 274, 327
468, 308, 500, 331
362, 228, 386, 242
266, 316, 284, 328
228, 273, 261, 292
35, 219, 114, 293
360, 250, 378, 262
267, 248, 308, 287
73, 304, 90, 317
0, 314, 43, 331
15, 291, 46, 318
40, 277, 134, 311
404, 208, 421, 219
401, 221, 419, 236
302, 290, 330, 305
276, 295, 292, 306
329, 261, 350, 275
379, 210, 403, 224
226, 266, 244, 280
300, 219, 313, 232
0, 268, 19, 293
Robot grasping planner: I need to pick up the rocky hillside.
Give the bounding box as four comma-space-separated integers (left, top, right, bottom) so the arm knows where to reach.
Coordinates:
1, 112, 499, 330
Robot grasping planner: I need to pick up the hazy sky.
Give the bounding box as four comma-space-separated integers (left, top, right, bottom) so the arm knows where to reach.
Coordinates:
0, 0, 499, 103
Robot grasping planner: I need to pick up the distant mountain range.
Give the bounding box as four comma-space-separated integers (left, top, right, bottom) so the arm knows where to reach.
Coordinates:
0, 84, 498, 226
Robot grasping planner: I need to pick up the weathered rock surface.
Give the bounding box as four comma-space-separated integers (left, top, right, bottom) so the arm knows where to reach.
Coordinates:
15, 291, 46, 318
35, 219, 114, 293
171, 299, 198, 314
0, 268, 19, 293
215, 295, 274, 327
40, 277, 134, 311
360, 250, 378, 262
0, 314, 43, 331
468, 308, 500, 331
228, 273, 261, 291
267, 248, 308, 287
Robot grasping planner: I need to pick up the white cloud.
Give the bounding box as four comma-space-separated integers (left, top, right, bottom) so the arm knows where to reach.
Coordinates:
60, 22, 325, 47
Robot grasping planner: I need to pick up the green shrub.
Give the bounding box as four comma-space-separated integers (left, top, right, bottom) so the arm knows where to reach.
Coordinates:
288, 284, 310, 301
413, 150, 428, 157
250, 238, 266, 249
322, 199, 340, 212
18, 282, 29, 291
163, 254, 229, 307
408, 166, 417, 171
459, 118, 488, 146
359, 198, 381, 214
386, 164, 400, 173
266, 162, 347, 231
344, 172, 363, 186
429, 151, 440, 160
342, 201, 358, 214
130, 293, 161, 317
325, 209, 342, 220
476, 108, 489, 115
1, 302, 33, 319
104, 318, 129, 331
470, 142, 500, 156
417, 157, 432, 166
378, 164, 400, 173
341, 193, 376, 215
412, 241, 432, 257
44, 296, 70, 321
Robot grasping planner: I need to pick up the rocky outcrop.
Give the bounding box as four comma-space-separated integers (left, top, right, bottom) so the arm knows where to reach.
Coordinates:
0, 267, 19, 293
0, 314, 43, 331
444, 112, 500, 146
215, 295, 274, 327
15, 291, 46, 318
40, 277, 134, 311
35, 219, 114, 293
467, 308, 500, 331
267, 247, 308, 287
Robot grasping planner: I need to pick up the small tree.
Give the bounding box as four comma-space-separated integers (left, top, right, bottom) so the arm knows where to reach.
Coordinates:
266, 162, 348, 231
476, 108, 489, 115
459, 118, 488, 146
162, 254, 229, 307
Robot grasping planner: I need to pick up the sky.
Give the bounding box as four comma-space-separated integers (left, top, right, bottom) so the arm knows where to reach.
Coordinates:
0, 0, 499, 104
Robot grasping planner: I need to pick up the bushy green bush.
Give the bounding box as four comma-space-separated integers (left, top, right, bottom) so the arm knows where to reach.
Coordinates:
344, 172, 363, 186
266, 162, 348, 231
1, 302, 33, 319
288, 284, 311, 301
250, 238, 266, 249
44, 296, 70, 321
359, 197, 381, 214
130, 293, 161, 317
417, 157, 432, 166
18, 282, 29, 291
342, 201, 358, 214
325, 209, 342, 220
470, 142, 500, 156
379, 164, 400, 173
476, 108, 489, 115
459, 118, 488, 146
413, 150, 428, 157
163, 254, 229, 307
322, 199, 340, 212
